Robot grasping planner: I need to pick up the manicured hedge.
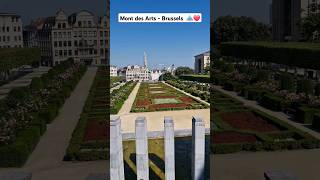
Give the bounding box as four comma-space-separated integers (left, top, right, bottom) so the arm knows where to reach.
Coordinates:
0, 60, 87, 167
179, 75, 210, 83
296, 107, 320, 124
220, 42, 320, 70
259, 93, 289, 111
312, 114, 320, 130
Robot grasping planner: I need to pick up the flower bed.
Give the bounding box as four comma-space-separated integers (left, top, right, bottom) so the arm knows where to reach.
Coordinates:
211, 89, 320, 154
221, 111, 280, 132
110, 81, 137, 114
0, 59, 87, 167
131, 82, 208, 112
65, 66, 108, 161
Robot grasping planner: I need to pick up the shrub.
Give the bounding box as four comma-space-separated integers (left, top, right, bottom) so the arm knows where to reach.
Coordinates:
295, 106, 320, 124
297, 79, 313, 95
315, 83, 320, 96
280, 73, 295, 92
260, 93, 288, 111
312, 113, 320, 130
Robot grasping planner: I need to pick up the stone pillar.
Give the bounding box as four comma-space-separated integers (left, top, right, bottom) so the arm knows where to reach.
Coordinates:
135, 117, 149, 180
164, 117, 175, 180
110, 116, 124, 180
191, 117, 205, 180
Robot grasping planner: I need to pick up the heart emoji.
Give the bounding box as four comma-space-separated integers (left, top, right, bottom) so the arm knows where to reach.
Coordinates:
193, 15, 201, 21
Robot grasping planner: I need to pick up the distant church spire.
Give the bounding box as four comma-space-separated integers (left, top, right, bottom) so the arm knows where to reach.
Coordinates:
143, 51, 148, 68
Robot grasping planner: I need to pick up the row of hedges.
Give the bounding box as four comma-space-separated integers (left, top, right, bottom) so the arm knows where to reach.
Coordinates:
220, 42, 320, 70
65, 66, 108, 161
178, 75, 210, 83
0, 60, 87, 167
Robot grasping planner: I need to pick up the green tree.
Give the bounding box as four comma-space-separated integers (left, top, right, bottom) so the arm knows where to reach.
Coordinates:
300, 13, 320, 41
214, 16, 271, 42
175, 66, 194, 76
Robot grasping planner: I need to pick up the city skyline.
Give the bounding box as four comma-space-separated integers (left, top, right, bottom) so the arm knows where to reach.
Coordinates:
0, 0, 106, 24
110, 0, 210, 69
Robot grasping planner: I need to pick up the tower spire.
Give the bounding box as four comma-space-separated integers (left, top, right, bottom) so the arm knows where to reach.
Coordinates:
143, 51, 148, 68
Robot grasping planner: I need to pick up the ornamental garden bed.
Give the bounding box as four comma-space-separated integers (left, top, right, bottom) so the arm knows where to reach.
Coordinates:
211, 89, 320, 154
0, 60, 86, 167
65, 66, 108, 161
131, 82, 208, 112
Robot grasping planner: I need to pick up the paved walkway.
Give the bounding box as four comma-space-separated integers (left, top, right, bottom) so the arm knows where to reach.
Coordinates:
212, 149, 320, 180
0, 67, 50, 99
0, 67, 107, 180
110, 82, 125, 93
213, 85, 320, 140
120, 109, 210, 134
117, 82, 140, 115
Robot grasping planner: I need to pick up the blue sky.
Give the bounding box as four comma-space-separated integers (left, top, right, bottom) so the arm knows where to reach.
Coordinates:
110, 0, 210, 69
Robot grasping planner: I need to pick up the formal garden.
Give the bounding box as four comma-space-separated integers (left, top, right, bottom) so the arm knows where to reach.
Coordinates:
211, 89, 320, 154
166, 79, 210, 103
213, 42, 320, 130
65, 66, 108, 161
131, 82, 208, 112
0, 59, 87, 167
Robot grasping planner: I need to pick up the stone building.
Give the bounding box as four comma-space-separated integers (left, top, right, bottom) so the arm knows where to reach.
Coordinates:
0, 13, 23, 48
23, 10, 107, 66
271, 0, 320, 41
194, 51, 210, 74
124, 65, 150, 82
110, 65, 117, 77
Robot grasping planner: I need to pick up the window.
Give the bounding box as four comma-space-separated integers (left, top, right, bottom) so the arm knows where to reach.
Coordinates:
63, 41, 67, 47
7, 27, 9, 32
58, 32, 62, 38
63, 23, 66, 28
7, 36, 10, 41
18, 26, 21, 32
2, 27, 4, 32
18, 36, 21, 41
68, 32, 71, 37
54, 32, 57, 38
100, 31, 103, 36
14, 36, 17, 41
64, 50, 67, 56
68, 41, 71, 47
11, 17, 14, 22
59, 41, 62, 47
74, 31, 77, 37
68, 50, 72, 56
55, 50, 58, 56
75, 50, 78, 55
63, 32, 66, 37
54, 41, 58, 47
74, 40, 78, 47
84, 31, 87, 37
88, 21, 92, 27
14, 27, 16, 32
78, 21, 82, 27
59, 50, 62, 56
58, 23, 61, 29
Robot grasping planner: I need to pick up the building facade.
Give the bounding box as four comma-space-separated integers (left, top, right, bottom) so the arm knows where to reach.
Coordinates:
0, 13, 23, 48
124, 65, 150, 82
23, 10, 107, 66
110, 65, 117, 77
272, 0, 320, 41
194, 51, 210, 74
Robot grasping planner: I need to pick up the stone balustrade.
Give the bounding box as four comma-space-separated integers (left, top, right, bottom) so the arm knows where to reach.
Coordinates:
110, 115, 206, 180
